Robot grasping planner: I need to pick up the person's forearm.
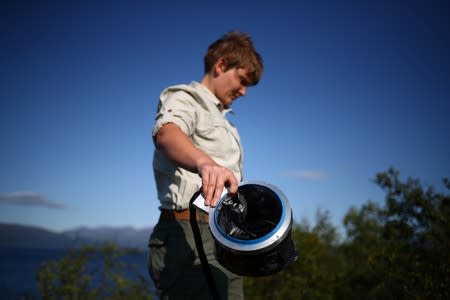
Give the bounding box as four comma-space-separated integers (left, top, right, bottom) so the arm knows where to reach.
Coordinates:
155, 122, 239, 206
154, 123, 214, 173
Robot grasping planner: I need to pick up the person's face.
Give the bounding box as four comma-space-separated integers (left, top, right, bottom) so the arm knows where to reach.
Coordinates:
213, 62, 251, 107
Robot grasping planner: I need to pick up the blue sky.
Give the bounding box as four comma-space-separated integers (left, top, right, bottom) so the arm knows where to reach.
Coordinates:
1, 0, 449, 233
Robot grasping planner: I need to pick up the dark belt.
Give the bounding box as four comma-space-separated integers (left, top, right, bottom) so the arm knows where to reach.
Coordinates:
159, 209, 209, 223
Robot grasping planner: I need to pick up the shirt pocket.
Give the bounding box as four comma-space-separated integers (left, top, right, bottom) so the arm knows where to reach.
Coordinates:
195, 118, 235, 157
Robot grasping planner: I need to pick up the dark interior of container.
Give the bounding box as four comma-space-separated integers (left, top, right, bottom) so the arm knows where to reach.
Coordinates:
217, 184, 282, 240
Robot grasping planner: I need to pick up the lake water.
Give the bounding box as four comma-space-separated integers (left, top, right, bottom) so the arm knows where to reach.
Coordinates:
0, 248, 156, 299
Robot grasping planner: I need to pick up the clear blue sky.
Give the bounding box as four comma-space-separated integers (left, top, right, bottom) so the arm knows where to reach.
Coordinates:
1, 0, 449, 232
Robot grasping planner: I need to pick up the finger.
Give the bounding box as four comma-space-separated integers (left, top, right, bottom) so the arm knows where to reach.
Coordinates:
225, 173, 239, 195
204, 174, 217, 206
205, 182, 215, 206
201, 176, 210, 205
211, 179, 225, 207
201, 172, 213, 206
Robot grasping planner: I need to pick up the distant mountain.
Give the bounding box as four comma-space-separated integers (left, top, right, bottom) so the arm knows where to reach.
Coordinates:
0, 223, 76, 249
63, 226, 152, 249
0, 223, 153, 249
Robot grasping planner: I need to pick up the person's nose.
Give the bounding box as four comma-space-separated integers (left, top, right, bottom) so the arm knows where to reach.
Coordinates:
238, 86, 247, 96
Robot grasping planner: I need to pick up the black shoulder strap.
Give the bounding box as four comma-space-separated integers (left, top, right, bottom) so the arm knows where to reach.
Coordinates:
189, 189, 221, 300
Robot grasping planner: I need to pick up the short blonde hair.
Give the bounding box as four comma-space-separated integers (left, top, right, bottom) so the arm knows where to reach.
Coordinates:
204, 31, 264, 86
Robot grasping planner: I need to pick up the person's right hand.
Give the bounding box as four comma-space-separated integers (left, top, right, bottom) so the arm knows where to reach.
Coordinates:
197, 161, 238, 207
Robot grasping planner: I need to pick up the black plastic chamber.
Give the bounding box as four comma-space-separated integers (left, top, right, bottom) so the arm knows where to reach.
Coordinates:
210, 182, 298, 276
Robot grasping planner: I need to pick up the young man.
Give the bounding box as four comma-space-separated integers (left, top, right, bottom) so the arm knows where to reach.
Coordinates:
148, 31, 263, 299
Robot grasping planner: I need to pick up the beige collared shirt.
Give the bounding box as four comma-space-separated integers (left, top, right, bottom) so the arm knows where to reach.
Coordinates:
152, 81, 243, 210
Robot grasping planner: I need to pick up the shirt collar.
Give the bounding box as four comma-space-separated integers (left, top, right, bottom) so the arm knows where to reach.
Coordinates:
191, 81, 233, 115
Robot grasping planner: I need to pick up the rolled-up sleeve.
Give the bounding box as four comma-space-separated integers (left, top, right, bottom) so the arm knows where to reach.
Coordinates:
152, 91, 197, 137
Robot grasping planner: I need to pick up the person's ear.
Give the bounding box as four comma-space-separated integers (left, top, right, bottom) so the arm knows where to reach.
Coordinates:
214, 58, 226, 76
